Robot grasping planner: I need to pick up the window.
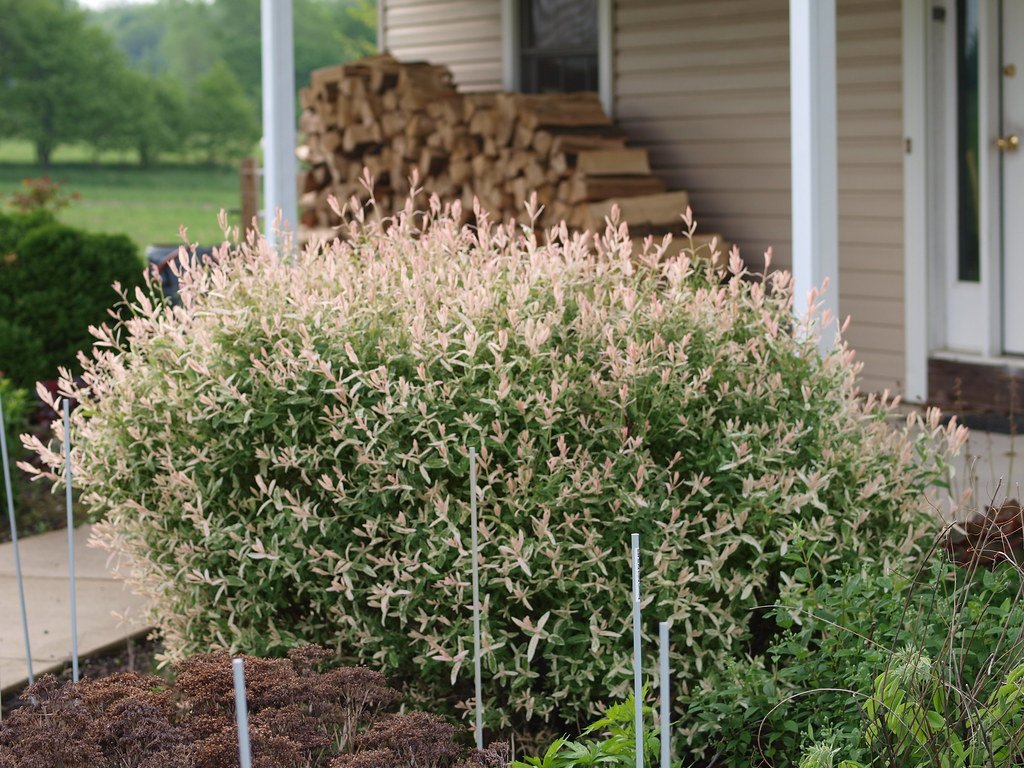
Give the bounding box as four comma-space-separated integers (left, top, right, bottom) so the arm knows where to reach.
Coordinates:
519, 0, 599, 94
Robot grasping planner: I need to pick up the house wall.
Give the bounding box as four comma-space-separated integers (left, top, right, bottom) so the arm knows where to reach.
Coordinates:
379, 0, 504, 91
835, 0, 906, 395
382, 0, 907, 393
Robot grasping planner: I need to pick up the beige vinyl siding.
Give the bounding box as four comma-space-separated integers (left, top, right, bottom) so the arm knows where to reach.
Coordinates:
836, 0, 905, 394
381, 0, 503, 91
614, 0, 793, 266
615, 0, 905, 393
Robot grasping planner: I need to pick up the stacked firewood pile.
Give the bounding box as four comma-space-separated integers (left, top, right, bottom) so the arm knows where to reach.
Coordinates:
297, 54, 725, 259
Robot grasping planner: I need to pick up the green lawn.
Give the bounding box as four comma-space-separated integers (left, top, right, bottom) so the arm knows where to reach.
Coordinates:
0, 140, 245, 256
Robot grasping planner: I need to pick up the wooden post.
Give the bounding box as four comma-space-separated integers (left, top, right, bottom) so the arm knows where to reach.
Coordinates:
240, 157, 260, 237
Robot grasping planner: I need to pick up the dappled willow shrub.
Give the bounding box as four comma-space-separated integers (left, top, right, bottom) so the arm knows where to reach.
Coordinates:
0, 646, 492, 768
27, 193, 965, 746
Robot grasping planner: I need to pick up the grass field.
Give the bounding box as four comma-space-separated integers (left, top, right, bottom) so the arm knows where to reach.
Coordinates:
0, 140, 245, 256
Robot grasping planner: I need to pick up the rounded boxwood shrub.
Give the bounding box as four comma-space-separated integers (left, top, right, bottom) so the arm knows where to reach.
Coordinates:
0, 208, 55, 249
29, 201, 964, 747
0, 212, 144, 388
0, 317, 46, 386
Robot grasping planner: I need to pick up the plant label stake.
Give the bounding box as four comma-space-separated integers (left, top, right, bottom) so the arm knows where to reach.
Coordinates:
632, 532, 643, 768
0, 395, 33, 684
233, 658, 253, 768
659, 621, 670, 768
469, 447, 484, 750
63, 399, 79, 683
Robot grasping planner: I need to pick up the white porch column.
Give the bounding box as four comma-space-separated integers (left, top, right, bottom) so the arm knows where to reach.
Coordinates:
261, 0, 297, 242
790, 0, 839, 345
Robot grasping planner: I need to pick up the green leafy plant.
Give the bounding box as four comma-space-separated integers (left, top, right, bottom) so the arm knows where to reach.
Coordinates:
28, 196, 963, 748
804, 653, 1024, 767
749, 531, 1024, 768
512, 690, 665, 768
0, 375, 29, 511
689, 534, 1024, 767
798, 740, 862, 768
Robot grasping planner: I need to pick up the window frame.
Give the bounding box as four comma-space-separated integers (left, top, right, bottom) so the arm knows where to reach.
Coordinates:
501, 0, 613, 115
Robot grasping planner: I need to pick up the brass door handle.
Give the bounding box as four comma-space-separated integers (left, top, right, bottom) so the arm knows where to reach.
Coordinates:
996, 134, 1020, 152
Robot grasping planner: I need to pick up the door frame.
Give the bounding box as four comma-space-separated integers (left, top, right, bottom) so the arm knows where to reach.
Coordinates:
913, 0, 1006, 366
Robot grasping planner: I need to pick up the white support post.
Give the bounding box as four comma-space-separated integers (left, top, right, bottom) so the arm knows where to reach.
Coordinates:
902, 0, 929, 403
790, 0, 839, 347
260, 0, 297, 243
501, 0, 521, 92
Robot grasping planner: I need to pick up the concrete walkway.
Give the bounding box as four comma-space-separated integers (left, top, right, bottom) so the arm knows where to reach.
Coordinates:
0, 524, 149, 693
953, 430, 1022, 509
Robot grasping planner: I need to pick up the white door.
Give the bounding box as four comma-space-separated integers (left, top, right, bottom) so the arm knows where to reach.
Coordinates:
935, 0, 1024, 356
1002, 1, 1024, 354
936, 0, 988, 354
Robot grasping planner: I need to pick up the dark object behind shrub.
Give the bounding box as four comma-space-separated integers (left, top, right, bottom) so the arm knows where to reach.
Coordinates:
0, 212, 144, 388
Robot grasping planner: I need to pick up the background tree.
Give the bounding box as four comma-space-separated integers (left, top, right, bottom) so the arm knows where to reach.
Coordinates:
0, 0, 136, 165
188, 61, 260, 165
92, 0, 378, 117
136, 75, 191, 166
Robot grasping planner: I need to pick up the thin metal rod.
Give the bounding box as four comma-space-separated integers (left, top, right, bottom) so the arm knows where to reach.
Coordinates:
0, 395, 32, 683
63, 399, 79, 682
470, 447, 483, 750
632, 532, 643, 768
233, 658, 253, 768
659, 621, 670, 768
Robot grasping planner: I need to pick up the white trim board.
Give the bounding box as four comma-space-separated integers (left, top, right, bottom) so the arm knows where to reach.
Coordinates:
598, 0, 613, 116
501, 0, 520, 92
902, 0, 928, 402
789, 0, 838, 348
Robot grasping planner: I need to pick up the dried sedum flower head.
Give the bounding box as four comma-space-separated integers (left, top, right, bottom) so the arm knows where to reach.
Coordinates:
0, 648, 474, 768
29, 195, 966, 745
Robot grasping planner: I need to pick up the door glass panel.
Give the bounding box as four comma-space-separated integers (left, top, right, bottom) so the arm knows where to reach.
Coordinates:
957, 0, 981, 282
520, 0, 599, 93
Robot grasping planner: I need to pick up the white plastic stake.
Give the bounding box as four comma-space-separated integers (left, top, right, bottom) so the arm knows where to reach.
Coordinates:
63, 399, 79, 682
0, 395, 32, 683
632, 532, 643, 768
233, 658, 253, 768
470, 447, 484, 750
659, 621, 670, 768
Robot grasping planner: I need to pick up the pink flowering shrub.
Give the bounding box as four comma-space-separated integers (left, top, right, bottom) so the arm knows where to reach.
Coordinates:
27, 196, 964, 743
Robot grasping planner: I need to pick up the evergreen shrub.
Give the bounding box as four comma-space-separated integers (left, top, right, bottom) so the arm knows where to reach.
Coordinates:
28, 198, 965, 743
0, 212, 144, 386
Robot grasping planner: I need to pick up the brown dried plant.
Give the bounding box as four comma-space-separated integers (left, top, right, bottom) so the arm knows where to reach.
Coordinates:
0, 646, 498, 768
